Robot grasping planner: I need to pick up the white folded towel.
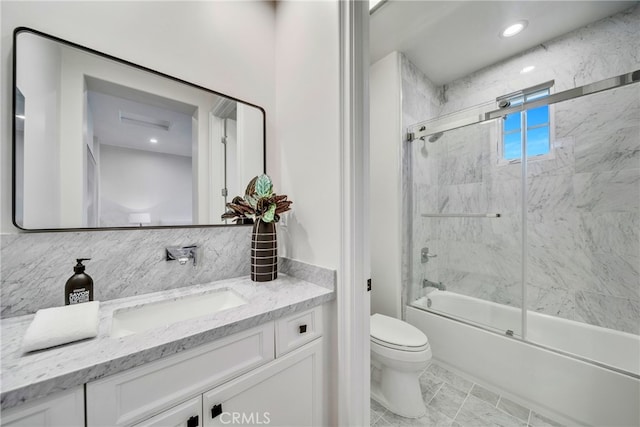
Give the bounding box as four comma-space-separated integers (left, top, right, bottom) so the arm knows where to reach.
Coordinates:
22, 301, 100, 353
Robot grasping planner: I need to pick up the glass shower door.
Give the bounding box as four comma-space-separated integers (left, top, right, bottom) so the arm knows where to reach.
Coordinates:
409, 119, 524, 337
524, 82, 640, 374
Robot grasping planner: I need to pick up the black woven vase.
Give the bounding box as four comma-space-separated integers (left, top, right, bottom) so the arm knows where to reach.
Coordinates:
251, 220, 277, 282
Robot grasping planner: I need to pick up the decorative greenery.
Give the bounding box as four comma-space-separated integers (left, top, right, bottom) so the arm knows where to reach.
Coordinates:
221, 174, 292, 224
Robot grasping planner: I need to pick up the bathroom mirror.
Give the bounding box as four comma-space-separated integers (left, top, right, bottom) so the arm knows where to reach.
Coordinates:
12, 27, 265, 230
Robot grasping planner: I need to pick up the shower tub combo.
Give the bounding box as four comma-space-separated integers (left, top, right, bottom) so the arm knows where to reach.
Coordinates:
404, 70, 640, 427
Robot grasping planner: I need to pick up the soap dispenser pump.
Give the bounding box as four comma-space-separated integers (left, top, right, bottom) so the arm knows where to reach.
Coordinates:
65, 258, 94, 305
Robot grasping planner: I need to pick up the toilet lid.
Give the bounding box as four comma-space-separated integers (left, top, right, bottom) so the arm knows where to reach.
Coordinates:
370, 313, 428, 348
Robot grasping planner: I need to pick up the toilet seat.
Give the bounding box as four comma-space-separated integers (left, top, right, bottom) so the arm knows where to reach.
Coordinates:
370, 313, 429, 352
371, 336, 429, 352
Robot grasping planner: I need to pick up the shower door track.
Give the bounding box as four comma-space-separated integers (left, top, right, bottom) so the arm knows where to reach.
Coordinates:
408, 69, 640, 141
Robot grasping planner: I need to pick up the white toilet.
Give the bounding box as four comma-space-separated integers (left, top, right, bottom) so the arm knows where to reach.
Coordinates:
370, 313, 432, 418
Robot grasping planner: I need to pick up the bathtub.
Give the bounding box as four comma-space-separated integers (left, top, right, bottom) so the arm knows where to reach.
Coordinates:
414, 291, 640, 375
407, 291, 640, 426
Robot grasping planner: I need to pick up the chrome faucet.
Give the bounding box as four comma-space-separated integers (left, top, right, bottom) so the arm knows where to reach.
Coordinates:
166, 245, 198, 266
422, 278, 445, 290
421, 247, 437, 264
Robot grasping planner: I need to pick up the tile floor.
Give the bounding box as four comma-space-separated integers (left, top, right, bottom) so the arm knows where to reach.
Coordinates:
371, 362, 565, 427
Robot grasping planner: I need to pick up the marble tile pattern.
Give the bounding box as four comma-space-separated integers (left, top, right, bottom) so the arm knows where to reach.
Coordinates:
1, 226, 252, 317
0, 222, 333, 318
403, 5, 640, 335
278, 257, 336, 290
400, 53, 441, 309
0, 273, 335, 410
371, 361, 566, 427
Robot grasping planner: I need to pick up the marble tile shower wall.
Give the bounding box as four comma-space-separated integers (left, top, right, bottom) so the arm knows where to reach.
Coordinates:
1, 227, 251, 317
531, 85, 639, 333
414, 122, 525, 311
400, 54, 441, 317
406, 5, 639, 334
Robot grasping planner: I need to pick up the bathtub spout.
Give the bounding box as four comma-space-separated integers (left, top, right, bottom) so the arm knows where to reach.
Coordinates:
422, 278, 445, 291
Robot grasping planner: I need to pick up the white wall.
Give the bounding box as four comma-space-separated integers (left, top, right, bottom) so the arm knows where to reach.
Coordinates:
275, 1, 340, 270
1, 0, 276, 233
369, 52, 402, 318
15, 32, 62, 229
99, 144, 192, 227
275, 3, 340, 426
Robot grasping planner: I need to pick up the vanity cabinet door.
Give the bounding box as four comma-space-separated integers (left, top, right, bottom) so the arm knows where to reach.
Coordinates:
203, 338, 322, 427
132, 396, 202, 427
1, 387, 84, 427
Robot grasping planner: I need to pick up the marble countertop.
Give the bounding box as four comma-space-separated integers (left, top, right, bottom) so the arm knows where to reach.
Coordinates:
0, 274, 334, 410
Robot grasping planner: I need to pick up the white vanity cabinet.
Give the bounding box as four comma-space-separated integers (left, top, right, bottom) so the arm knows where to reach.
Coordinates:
203, 338, 322, 426
86, 306, 324, 427
1, 387, 84, 427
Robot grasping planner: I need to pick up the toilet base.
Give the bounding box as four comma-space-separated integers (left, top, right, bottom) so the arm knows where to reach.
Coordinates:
371, 365, 427, 419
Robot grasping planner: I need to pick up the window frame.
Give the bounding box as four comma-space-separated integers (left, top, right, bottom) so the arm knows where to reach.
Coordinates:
497, 82, 556, 165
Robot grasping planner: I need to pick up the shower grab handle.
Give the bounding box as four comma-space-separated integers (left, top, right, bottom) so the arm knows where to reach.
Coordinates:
421, 213, 501, 218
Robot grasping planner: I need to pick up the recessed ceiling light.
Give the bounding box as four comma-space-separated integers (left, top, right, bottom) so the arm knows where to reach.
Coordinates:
520, 65, 535, 74
149, 138, 158, 144
501, 20, 528, 38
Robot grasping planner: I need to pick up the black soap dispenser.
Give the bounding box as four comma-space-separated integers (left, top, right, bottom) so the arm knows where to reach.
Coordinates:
65, 258, 94, 305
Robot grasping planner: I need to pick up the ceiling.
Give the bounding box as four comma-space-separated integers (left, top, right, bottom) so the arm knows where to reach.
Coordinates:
87, 84, 196, 158
370, 1, 637, 86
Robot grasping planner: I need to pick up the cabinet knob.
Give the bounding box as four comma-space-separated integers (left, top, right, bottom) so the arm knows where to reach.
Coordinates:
299, 324, 307, 334
211, 403, 223, 419
187, 415, 199, 427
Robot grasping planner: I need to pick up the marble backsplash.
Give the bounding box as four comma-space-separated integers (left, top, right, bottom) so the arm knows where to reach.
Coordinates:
1, 225, 334, 318
405, 5, 640, 335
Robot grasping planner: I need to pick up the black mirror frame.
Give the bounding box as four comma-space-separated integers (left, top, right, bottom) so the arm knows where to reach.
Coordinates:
12, 27, 266, 232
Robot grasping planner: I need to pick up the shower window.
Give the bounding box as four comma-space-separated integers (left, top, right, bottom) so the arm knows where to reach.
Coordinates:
500, 86, 552, 161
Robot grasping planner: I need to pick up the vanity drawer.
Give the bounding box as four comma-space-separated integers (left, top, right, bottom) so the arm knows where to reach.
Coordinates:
275, 306, 323, 357
86, 322, 274, 427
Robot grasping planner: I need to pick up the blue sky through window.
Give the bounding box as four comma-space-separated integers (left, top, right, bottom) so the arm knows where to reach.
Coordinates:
502, 89, 550, 160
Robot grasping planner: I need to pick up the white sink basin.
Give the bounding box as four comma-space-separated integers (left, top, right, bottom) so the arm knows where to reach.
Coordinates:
111, 289, 247, 337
